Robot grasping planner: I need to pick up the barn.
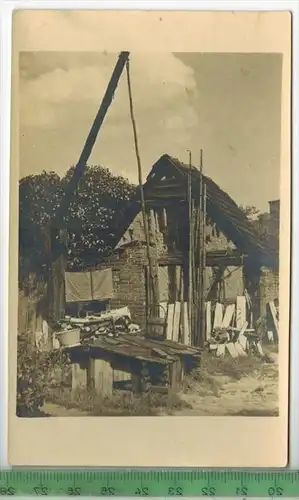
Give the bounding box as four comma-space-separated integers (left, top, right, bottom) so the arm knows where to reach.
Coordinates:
93, 154, 279, 345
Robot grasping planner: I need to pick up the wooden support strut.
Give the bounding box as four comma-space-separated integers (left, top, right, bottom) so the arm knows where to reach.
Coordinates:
52, 51, 130, 228
46, 51, 130, 325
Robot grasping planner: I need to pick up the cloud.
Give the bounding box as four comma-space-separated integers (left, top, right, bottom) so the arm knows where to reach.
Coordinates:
20, 52, 198, 131
18, 11, 201, 183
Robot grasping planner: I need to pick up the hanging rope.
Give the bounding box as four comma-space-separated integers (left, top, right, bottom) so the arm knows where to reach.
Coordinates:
125, 58, 159, 309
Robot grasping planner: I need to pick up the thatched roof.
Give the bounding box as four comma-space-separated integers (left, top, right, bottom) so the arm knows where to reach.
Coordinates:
111, 154, 278, 270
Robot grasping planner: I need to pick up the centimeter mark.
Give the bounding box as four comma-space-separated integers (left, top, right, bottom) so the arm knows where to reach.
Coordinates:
0, 470, 298, 497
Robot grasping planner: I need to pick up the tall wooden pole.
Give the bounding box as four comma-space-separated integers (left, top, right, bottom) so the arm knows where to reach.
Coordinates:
187, 150, 193, 342
46, 51, 130, 327
199, 149, 206, 347
126, 58, 159, 312
52, 51, 130, 228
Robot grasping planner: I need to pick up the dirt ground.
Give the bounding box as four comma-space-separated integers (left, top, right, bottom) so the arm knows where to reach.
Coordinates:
172, 351, 278, 417
43, 347, 278, 418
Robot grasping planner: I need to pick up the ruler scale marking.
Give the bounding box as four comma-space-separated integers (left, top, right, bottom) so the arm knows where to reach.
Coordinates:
0, 470, 298, 496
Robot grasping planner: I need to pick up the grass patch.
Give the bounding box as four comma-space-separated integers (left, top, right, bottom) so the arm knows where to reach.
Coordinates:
199, 350, 267, 381
182, 369, 221, 397
182, 348, 278, 399
46, 387, 192, 416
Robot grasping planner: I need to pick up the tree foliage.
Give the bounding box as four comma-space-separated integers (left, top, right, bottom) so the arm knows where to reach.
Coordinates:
17, 333, 71, 417
239, 205, 261, 221
19, 165, 136, 284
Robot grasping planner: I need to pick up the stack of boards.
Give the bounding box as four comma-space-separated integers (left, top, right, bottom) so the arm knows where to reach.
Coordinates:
159, 296, 279, 358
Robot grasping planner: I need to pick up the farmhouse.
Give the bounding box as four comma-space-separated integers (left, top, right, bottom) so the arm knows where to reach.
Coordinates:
19, 153, 279, 353
94, 154, 279, 342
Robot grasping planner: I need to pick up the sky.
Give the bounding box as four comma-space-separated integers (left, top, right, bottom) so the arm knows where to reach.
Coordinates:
19, 50, 282, 212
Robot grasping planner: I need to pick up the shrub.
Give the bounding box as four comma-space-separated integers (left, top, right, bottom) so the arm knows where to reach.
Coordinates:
17, 333, 70, 417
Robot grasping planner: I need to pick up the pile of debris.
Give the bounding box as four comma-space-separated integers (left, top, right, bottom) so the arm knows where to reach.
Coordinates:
54, 307, 141, 348
205, 296, 279, 359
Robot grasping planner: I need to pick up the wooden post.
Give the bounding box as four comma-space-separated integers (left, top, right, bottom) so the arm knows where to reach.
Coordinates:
126, 59, 160, 317
199, 181, 207, 347
195, 149, 206, 347
169, 359, 183, 393
187, 150, 193, 342
91, 358, 113, 397
72, 362, 87, 393
46, 52, 130, 333
52, 52, 130, 225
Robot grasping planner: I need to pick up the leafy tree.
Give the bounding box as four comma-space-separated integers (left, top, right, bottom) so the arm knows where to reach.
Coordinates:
239, 205, 261, 221
239, 204, 279, 250
19, 171, 63, 283
19, 165, 137, 285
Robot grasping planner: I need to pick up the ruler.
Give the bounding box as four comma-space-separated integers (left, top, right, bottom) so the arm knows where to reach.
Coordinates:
0, 470, 298, 497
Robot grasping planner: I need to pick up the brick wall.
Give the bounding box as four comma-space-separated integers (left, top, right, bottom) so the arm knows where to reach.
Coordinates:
259, 267, 279, 317
106, 210, 238, 327
97, 243, 149, 329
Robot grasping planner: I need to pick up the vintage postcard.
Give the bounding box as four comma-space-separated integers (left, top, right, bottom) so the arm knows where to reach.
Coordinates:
9, 10, 291, 467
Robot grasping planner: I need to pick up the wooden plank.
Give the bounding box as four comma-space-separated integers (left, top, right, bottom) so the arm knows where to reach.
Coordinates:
159, 250, 244, 268
205, 254, 244, 267
236, 296, 246, 329
213, 303, 223, 329
176, 266, 181, 301
172, 301, 181, 342
152, 347, 168, 358
221, 304, 236, 329
113, 369, 131, 382
228, 326, 255, 332
269, 301, 279, 338
216, 344, 226, 357
256, 342, 265, 357
71, 362, 87, 392
226, 342, 239, 358
267, 330, 274, 342
205, 301, 212, 340
183, 302, 190, 345
234, 342, 247, 357
238, 321, 248, 351
124, 335, 187, 360
179, 268, 184, 343
158, 268, 169, 303
166, 304, 174, 340
93, 358, 113, 397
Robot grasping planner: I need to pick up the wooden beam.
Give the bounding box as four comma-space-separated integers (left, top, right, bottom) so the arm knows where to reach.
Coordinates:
52, 52, 130, 228
158, 250, 245, 268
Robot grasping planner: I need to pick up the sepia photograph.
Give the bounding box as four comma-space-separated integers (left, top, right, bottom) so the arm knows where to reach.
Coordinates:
9, 10, 291, 467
